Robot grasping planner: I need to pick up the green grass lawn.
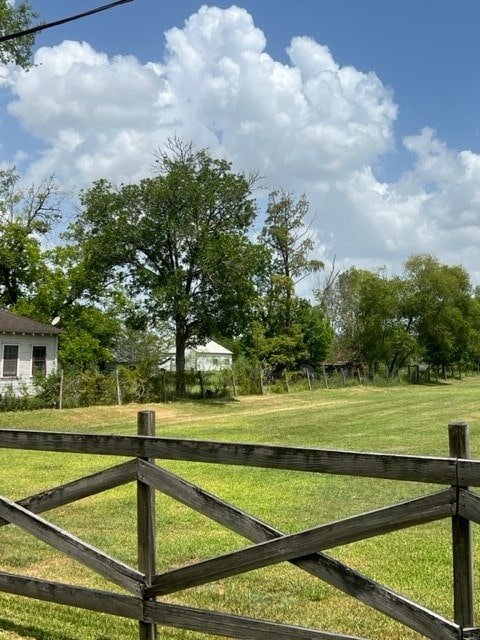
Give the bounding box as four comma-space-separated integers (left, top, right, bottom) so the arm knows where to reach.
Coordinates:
1, 378, 480, 639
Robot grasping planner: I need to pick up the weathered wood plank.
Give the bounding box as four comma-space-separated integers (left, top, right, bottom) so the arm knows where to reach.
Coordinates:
146, 489, 454, 597
0, 571, 142, 619
458, 489, 480, 524
0, 460, 138, 528
463, 628, 480, 639
0, 570, 369, 639
137, 461, 458, 640
143, 600, 366, 640
137, 410, 157, 640
449, 421, 475, 628
457, 459, 480, 487
294, 551, 459, 640
137, 460, 274, 542
0, 429, 459, 484
0, 496, 145, 594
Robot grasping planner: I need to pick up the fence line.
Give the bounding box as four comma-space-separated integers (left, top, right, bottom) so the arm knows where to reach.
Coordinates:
0, 429, 467, 483
0, 415, 479, 639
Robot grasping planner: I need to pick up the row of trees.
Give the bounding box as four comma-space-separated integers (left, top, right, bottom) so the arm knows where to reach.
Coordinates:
3, 138, 480, 398
320, 255, 480, 377
1, 140, 332, 396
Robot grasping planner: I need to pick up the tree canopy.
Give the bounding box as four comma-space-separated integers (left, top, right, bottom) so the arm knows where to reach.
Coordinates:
245, 190, 329, 376
322, 255, 480, 376
0, 0, 36, 68
3, 130, 480, 394
0, 169, 62, 308
68, 139, 268, 394
260, 189, 323, 331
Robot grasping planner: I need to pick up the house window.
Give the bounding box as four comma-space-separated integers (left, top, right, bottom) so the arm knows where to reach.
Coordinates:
3, 345, 19, 377
32, 346, 47, 376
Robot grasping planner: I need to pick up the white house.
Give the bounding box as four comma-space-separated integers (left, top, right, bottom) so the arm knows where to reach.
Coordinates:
161, 340, 233, 372
0, 309, 61, 395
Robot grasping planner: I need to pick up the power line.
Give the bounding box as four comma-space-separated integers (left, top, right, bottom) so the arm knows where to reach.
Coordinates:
0, 0, 135, 44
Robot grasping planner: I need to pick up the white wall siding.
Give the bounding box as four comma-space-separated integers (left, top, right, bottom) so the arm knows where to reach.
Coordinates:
0, 334, 58, 395
186, 352, 232, 371
162, 340, 234, 373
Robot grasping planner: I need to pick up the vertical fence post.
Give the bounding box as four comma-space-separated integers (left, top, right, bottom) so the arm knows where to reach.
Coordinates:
231, 371, 237, 397
449, 421, 474, 630
322, 364, 328, 389
115, 366, 122, 406
138, 410, 157, 640
58, 369, 64, 410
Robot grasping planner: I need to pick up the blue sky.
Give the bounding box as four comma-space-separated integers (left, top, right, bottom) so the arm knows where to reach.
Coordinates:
3, 1, 480, 285
29, 1, 480, 157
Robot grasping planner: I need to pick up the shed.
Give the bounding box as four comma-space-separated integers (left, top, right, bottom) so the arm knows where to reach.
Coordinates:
0, 309, 61, 395
161, 340, 233, 372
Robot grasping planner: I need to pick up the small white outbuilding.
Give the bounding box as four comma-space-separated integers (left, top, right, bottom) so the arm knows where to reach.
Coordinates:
161, 340, 233, 372
0, 309, 61, 395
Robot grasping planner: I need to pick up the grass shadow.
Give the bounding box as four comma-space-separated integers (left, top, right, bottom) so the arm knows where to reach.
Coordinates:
0, 617, 78, 640
0, 617, 116, 640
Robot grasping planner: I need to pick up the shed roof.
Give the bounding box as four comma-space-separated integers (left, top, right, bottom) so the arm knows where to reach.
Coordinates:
192, 340, 233, 355
0, 309, 62, 335
164, 340, 233, 356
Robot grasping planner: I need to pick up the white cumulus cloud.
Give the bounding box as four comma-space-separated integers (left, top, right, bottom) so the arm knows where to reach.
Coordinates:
1, 5, 480, 281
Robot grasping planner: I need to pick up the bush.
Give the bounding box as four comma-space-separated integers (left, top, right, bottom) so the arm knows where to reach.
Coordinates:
34, 372, 62, 408
0, 382, 42, 412
75, 369, 114, 406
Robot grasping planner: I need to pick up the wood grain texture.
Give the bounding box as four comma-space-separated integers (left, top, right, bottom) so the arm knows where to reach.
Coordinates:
138, 460, 458, 640
0, 571, 142, 619
0, 496, 145, 594
137, 410, 157, 640
146, 489, 454, 597
0, 460, 137, 527
0, 423, 475, 639
458, 489, 480, 524
143, 599, 366, 640
449, 421, 475, 628
457, 460, 480, 489
0, 429, 460, 484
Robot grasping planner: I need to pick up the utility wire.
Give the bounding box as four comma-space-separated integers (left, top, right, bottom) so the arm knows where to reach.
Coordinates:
0, 0, 134, 43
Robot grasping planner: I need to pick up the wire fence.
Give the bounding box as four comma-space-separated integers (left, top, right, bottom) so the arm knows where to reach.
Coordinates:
0, 361, 475, 412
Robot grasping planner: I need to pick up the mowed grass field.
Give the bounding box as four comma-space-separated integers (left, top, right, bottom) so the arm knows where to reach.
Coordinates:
1, 378, 480, 639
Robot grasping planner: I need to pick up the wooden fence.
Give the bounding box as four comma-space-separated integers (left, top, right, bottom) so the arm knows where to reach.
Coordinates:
0, 414, 480, 639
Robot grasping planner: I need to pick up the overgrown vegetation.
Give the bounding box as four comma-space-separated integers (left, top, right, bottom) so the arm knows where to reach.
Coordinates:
0, 358, 474, 412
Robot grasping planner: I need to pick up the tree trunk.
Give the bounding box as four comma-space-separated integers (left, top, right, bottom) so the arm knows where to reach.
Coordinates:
175, 321, 187, 398
388, 353, 400, 379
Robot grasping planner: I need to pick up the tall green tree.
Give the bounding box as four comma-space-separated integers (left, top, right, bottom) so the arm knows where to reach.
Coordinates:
11, 245, 123, 370
402, 254, 480, 372
260, 189, 323, 331
326, 255, 480, 377
68, 139, 268, 395
326, 267, 418, 374
0, 168, 120, 370
295, 298, 333, 371
248, 189, 327, 375
0, 169, 62, 307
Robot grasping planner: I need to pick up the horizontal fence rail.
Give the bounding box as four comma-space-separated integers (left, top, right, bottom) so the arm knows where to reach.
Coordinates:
0, 417, 479, 639
0, 428, 469, 483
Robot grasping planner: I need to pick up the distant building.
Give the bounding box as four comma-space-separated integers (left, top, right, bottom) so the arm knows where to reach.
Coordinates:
0, 309, 61, 395
161, 340, 233, 372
